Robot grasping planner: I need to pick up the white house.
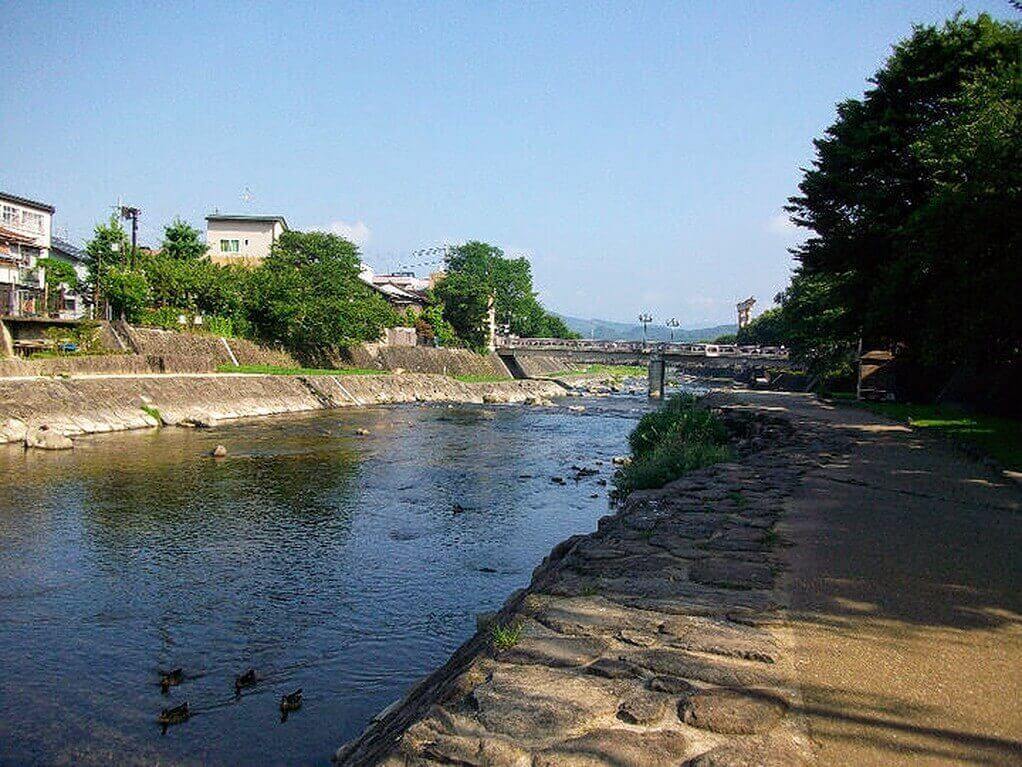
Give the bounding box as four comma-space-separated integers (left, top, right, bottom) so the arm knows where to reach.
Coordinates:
0, 191, 52, 317
206, 214, 287, 266
49, 236, 90, 318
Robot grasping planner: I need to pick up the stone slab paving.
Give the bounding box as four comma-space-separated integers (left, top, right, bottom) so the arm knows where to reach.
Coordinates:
335, 394, 849, 766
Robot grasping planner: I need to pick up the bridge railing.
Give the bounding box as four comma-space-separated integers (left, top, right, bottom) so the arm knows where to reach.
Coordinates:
495, 336, 789, 360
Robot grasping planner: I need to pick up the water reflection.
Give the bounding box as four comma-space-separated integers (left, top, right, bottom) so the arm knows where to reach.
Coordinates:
0, 397, 646, 766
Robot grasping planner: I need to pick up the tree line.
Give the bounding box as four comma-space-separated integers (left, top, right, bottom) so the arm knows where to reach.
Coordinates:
745, 13, 1020, 412
81, 218, 575, 360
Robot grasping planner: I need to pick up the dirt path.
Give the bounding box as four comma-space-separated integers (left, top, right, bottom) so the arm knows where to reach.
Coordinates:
741, 392, 1022, 766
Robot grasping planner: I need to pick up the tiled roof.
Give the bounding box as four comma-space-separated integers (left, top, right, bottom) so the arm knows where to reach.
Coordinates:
0, 191, 55, 214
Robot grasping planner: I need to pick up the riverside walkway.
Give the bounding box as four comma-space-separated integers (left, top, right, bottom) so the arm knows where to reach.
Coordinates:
335, 391, 1021, 766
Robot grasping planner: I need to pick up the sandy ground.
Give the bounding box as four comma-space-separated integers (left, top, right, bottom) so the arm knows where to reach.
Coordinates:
738, 393, 1022, 766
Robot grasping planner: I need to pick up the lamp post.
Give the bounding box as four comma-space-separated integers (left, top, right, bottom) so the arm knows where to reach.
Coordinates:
665, 317, 680, 343
638, 313, 652, 347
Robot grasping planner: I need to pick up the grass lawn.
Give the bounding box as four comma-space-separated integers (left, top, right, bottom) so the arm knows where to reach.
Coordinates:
554, 364, 646, 379
452, 373, 512, 383
217, 364, 384, 376
854, 400, 1022, 473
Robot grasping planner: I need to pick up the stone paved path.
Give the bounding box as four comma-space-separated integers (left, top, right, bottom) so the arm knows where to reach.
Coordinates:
334, 391, 1022, 766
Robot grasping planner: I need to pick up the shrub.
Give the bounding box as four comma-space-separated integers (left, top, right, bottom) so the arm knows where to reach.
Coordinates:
615, 394, 731, 496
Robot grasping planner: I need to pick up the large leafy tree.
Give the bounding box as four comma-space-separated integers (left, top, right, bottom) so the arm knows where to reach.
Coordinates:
434, 241, 577, 348
782, 13, 1021, 400
248, 230, 397, 357
161, 217, 208, 261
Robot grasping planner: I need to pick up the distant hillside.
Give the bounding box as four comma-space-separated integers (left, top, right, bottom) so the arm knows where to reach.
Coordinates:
555, 314, 736, 342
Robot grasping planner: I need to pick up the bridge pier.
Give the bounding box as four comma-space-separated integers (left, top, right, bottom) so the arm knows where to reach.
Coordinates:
648, 355, 665, 399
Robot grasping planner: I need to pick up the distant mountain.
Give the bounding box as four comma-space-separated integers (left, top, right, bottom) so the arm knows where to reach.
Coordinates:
555, 314, 736, 342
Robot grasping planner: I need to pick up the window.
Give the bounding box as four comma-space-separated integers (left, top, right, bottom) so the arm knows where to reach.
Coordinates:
23, 211, 43, 232
219, 239, 240, 253
2, 205, 19, 227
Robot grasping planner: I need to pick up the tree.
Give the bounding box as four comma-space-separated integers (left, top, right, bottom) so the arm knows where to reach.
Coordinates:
781, 13, 1021, 402
84, 216, 130, 310
248, 230, 397, 358
735, 307, 787, 346
37, 257, 79, 315
103, 267, 150, 322
161, 218, 208, 261
434, 241, 577, 348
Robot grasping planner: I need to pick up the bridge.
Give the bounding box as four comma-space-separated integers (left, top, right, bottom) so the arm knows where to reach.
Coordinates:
494, 337, 797, 396
495, 337, 788, 360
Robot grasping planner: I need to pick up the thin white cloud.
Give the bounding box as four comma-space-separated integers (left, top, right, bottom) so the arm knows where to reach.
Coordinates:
325, 220, 371, 246
766, 212, 800, 237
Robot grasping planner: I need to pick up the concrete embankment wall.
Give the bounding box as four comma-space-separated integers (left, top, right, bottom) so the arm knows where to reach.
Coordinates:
332, 345, 512, 378
504, 353, 582, 378
0, 328, 515, 379
0, 373, 564, 444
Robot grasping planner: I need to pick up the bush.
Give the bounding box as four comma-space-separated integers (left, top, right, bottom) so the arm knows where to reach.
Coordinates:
139, 306, 185, 330
615, 394, 731, 496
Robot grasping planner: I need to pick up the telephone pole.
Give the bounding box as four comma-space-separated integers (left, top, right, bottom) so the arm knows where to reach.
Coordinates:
118, 205, 141, 268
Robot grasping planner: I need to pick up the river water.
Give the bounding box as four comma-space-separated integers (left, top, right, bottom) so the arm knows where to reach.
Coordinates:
0, 394, 650, 766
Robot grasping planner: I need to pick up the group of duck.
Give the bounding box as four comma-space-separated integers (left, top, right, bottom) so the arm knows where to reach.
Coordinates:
157, 667, 303, 728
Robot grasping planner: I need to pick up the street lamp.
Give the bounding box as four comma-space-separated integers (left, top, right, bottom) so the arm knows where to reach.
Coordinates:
638, 313, 652, 346
665, 317, 680, 342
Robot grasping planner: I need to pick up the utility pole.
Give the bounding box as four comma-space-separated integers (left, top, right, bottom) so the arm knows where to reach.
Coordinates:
666, 317, 680, 342
119, 205, 141, 268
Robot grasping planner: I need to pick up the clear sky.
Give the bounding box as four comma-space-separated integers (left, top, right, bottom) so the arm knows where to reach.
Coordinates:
1, 1, 1012, 326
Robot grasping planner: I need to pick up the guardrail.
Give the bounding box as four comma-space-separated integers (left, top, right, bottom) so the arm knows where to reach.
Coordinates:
495, 337, 789, 360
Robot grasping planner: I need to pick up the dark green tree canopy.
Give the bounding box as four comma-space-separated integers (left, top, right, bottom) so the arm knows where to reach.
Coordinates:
434, 241, 577, 348
248, 230, 397, 357
778, 13, 1021, 403
160, 218, 208, 261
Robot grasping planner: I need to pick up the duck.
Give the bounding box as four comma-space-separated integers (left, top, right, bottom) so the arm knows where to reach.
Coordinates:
451, 503, 468, 515
160, 668, 184, 694
280, 688, 303, 713
158, 702, 190, 726
234, 668, 258, 694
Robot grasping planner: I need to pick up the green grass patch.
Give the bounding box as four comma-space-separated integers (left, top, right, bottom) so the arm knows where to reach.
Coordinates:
453, 373, 512, 383
853, 401, 1022, 472
613, 393, 732, 496
217, 364, 383, 376
140, 404, 162, 424
490, 621, 524, 651
554, 364, 645, 379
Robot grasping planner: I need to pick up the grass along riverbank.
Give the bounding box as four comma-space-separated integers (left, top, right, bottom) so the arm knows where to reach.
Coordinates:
216, 364, 384, 376
613, 393, 732, 495
838, 399, 1022, 473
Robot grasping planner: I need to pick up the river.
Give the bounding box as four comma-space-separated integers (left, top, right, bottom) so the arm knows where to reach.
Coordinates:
0, 393, 650, 766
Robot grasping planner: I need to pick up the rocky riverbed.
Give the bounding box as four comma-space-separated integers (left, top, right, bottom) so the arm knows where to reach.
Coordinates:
335, 394, 847, 766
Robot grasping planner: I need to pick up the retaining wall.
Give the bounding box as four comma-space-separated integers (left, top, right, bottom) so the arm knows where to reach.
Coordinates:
0, 373, 564, 444
333, 345, 512, 378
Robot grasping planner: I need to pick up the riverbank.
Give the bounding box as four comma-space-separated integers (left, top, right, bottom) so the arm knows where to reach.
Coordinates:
334, 392, 840, 766
0, 373, 566, 445
335, 391, 1022, 766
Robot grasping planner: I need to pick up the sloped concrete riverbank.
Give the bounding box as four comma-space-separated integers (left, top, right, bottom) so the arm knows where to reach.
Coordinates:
0, 373, 565, 444
334, 393, 845, 766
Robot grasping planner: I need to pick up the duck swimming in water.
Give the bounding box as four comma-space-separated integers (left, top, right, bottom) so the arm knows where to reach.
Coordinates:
160, 668, 184, 694
280, 689, 302, 713
158, 702, 190, 728
235, 669, 258, 694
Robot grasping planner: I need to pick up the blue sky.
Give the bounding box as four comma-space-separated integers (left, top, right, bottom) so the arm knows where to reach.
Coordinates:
1, 1, 1011, 326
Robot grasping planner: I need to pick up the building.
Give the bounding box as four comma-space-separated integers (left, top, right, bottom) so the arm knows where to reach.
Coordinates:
48, 236, 90, 318
0, 192, 53, 317
206, 214, 287, 266
358, 265, 429, 313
